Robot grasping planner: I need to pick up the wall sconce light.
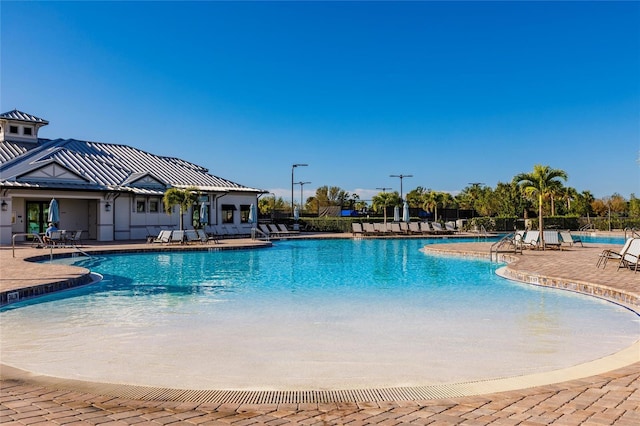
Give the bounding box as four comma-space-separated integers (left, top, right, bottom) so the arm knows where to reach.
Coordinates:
105, 202, 111, 212
1, 200, 7, 212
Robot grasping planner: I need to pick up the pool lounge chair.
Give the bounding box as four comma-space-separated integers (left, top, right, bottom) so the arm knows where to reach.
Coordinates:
560, 231, 583, 247
352, 222, 364, 237
445, 222, 458, 233
617, 238, 640, 273
277, 224, 298, 235
521, 230, 540, 249
150, 230, 171, 244
596, 238, 634, 269
408, 222, 422, 234
542, 230, 562, 250
431, 222, 450, 234
185, 230, 200, 244
420, 222, 433, 234
169, 230, 184, 244
197, 229, 218, 244
390, 223, 402, 234
363, 223, 376, 235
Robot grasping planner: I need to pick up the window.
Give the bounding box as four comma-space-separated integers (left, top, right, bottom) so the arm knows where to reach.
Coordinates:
240, 205, 250, 223
9, 125, 18, 134
221, 204, 236, 224
149, 200, 159, 213
136, 200, 146, 213
23, 127, 33, 136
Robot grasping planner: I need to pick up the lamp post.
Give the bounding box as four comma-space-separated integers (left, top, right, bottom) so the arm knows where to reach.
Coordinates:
295, 181, 311, 213
390, 174, 413, 202
291, 164, 308, 217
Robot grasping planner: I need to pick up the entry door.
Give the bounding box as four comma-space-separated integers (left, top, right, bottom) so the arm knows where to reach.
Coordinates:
88, 200, 97, 239
26, 201, 49, 234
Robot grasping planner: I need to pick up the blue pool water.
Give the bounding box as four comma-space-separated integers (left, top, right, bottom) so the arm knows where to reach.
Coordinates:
1, 238, 637, 390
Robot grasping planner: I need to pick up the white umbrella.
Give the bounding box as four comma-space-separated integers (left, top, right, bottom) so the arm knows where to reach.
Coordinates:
393, 205, 400, 222
248, 203, 257, 226
294, 206, 299, 221
403, 201, 410, 223
47, 198, 59, 224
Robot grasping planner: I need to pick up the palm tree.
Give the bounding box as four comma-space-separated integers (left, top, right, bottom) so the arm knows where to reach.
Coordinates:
513, 165, 567, 248
371, 191, 400, 223
162, 187, 199, 230
422, 190, 442, 222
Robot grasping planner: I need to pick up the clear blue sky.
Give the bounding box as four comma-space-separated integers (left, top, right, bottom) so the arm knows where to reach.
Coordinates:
2, 1, 639, 201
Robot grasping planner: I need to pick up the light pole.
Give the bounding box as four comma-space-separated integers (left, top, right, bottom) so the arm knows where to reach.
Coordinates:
291, 163, 308, 217
390, 174, 413, 202
295, 181, 311, 212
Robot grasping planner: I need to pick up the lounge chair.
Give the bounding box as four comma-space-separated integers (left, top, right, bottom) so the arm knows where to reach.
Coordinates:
542, 230, 562, 250
185, 230, 200, 244
390, 223, 402, 234
420, 222, 432, 234
277, 224, 298, 235
560, 231, 583, 247
408, 222, 421, 234
431, 222, 448, 234
150, 230, 171, 244
374, 222, 390, 234
363, 223, 376, 235
169, 230, 184, 244
197, 229, 218, 244
258, 224, 272, 238
618, 238, 640, 273
352, 222, 364, 237
399, 222, 410, 234
66, 230, 83, 247
445, 222, 458, 233
521, 230, 540, 249
268, 224, 285, 237
596, 238, 634, 269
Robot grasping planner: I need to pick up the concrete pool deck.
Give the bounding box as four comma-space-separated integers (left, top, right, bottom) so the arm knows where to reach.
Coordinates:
1, 234, 639, 425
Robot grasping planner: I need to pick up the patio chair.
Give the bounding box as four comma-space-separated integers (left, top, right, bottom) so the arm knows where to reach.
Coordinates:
542, 230, 562, 250
169, 230, 184, 244
445, 222, 458, 233
521, 230, 540, 249
596, 238, 634, 269
197, 229, 218, 244
352, 222, 364, 237
66, 230, 83, 247
185, 230, 200, 244
399, 222, 410, 234
258, 224, 272, 237
150, 230, 171, 244
420, 222, 433, 234
390, 223, 402, 234
408, 222, 422, 234
617, 238, 640, 273
277, 223, 298, 234
560, 231, 583, 247
431, 222, 449, 234
362, 223, 376, 235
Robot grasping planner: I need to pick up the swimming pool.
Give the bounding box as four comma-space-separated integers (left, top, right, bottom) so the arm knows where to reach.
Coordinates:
1, 238, 637, 390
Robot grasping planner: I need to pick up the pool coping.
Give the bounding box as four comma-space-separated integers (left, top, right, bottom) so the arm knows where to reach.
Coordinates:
1, 237, 639, 404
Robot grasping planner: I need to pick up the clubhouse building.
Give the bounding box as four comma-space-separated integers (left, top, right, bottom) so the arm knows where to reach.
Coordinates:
0, 109, 265, 245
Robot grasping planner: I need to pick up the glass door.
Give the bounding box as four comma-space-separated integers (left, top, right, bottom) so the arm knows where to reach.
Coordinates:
26, 201, 49, 235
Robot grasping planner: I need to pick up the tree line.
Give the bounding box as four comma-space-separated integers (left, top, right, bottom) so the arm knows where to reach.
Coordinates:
259, 164, 640, 222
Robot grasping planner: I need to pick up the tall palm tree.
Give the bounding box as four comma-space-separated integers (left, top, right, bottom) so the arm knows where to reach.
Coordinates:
371, 191, 400, 223
513, 165, 567, 248
163, 187, 199, 230
422, 190, 442, 222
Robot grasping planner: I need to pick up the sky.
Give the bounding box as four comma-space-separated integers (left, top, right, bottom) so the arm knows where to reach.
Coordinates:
2, 1, 639, 202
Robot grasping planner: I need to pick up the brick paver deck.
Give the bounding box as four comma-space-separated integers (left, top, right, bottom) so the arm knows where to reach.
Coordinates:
1, 234, 639, 425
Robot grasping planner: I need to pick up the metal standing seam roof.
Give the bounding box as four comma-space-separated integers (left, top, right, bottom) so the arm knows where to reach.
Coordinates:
0, 109, 49, 124
0, 138, 264, 194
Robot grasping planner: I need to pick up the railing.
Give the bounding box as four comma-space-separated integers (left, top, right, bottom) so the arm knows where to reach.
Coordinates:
579, 223, 595, 231
251, 227, 270, 241
489, 232, 521, 262
624, 227, 640, 239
